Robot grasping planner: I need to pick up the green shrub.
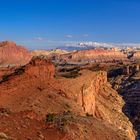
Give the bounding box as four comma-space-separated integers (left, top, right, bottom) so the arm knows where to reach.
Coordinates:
1, 75, 9, 82
46, 113, 56, 123
45, 111, 73, 132
13, 67, 25, 75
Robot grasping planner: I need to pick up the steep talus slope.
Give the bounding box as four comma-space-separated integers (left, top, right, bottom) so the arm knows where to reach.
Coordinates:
0, 41, 32, 67
56, 70, 135, 139
0, 57, 135, 140
0, 111, 126, 140
0, 57, 82, 115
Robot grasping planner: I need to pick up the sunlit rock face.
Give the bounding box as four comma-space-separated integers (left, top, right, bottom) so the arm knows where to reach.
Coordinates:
0, 41, 32, 67
31, 49, 70, 56
133, 51, 140, 60
57, 48, 128, 63
0, 56, 135, 140
31, 48, 128, 63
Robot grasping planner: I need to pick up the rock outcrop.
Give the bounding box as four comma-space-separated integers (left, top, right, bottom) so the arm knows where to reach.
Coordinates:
0, 41, 32, 67
116, 71, 140, 138
31, 48, 128, 63
107, 64, 140, 139
57, 48, 128, 63
133, 51, 140, 60
31, 49, 70, 57
56, 70, 135, 139
0, 57, 135, 140
25, 56, 55, 79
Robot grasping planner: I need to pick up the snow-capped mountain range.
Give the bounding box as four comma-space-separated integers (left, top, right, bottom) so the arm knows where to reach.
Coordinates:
59, 41, 140, 50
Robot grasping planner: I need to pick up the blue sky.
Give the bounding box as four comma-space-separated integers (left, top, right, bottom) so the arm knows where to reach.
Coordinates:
0, 0, 140, 49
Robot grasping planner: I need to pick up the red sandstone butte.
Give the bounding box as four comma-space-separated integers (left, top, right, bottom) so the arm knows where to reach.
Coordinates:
0, 41, 32, 67
58, 48, 128, 63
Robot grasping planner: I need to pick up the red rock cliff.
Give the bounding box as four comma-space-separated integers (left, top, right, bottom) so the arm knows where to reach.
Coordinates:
25, 56, 55, 79
57, 70, 135, 140
0, 57, 135, 140
0, 41, 32, 66
59, 48, 128, 63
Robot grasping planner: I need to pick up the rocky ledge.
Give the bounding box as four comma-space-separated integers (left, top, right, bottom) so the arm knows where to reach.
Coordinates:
0, 57, 135, 140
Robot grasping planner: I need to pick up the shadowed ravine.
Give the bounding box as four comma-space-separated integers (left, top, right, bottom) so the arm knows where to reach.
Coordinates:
108, 65, 140, 139
122, 80, 140, 140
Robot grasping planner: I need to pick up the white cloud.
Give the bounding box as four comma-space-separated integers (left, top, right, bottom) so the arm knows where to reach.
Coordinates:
65, 35, 73, 38
35, 37, 46, 41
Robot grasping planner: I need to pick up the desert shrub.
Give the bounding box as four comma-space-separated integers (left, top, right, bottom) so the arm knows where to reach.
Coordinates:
1, 75, 9, 82
0, 67, 25, 84
13, 67, 25, 76
56, 111, 73, 132
0, 108, 11, 114
56, 116, 66, 132
46, 113, 56, 123
45, 111, 73, 132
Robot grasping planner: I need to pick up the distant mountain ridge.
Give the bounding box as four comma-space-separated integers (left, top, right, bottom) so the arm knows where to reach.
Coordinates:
32, 48, 70, 56
58, 41, 140, 51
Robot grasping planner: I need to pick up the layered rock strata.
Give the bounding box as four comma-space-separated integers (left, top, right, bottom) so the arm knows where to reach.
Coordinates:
0, 41, 32, 67
0, 57, 135, 140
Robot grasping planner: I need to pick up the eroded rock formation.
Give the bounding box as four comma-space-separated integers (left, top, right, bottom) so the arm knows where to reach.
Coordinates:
133, 51, 140, 60
31, 48, 128, 63
32, 49, 70, 56
0, 41, 32, 67
57, 48, 128, 63
0, 57, 135, 140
